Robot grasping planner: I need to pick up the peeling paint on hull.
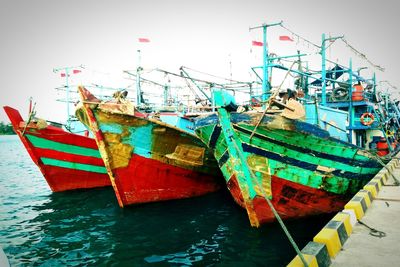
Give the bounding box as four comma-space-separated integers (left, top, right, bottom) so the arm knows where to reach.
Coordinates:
77, 87, 222, 207
115, 154, 221, 205
3, 106, 111, 192
195, 110, 381, 226
227, 174, 349, 224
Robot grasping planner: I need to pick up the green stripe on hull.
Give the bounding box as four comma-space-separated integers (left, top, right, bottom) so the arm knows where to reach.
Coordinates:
41, 157, 107, 174
200, 124, 377, 195
218, 153, 340, 193
265, 158, 350, 194
26, 134, 101, 158
238, 124, 370, 163
235, 131, 378, 174
217, 142, 368, 195
202, 123, 378, 174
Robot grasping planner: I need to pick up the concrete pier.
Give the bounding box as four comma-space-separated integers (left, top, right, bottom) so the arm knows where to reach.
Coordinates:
288, 158, 400, 267
331, 167, 400, 267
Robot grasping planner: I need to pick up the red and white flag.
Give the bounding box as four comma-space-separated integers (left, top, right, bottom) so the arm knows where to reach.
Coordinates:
252, 40, 264, 47
72, 69, 81, 74
279, 35, 294, 41
138, 38, 150, 43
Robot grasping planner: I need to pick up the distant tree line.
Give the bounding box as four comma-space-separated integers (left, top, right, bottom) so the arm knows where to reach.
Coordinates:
0, 122, 15, 135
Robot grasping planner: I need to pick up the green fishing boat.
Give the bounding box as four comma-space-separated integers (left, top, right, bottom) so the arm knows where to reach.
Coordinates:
194, 89, 382, 227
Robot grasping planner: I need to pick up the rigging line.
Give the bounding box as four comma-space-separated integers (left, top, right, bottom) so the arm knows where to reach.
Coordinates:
275, 58, 297, 64
183, 77, 203, 101
341, 38, 385, 72
325, 38, 338, 50
21, 103, 36, 136
280, 23, 320, 49
249, 61, 297, 141
379, 80, 398, 90
123, 71, 166, 87
325, 58, 352, 70
228, 140, 309, 266
181, 66, 250, 84
277, 57, 315, 64
155, 68, 226, 88
224, 83, 254, 88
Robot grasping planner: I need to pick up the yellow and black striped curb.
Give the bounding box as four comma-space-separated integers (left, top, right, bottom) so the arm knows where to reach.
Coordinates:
343, 189, 373, 219
287, 211, 352, 266
287, 241, 330, 267
287, 157, 398, 267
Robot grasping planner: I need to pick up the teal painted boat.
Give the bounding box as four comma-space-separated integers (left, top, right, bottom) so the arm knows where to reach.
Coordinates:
76, 86, 223, 207
194, 90, 382, 227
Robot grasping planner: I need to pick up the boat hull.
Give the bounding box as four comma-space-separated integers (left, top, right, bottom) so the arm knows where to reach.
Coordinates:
114, 153, 221, 205
195, 111, 381, 226
227, 174, 349, 224
3, 106, 110, 192
77, 87, 222, 207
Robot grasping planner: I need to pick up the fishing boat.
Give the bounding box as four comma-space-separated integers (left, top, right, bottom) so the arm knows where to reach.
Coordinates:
191, 22, 390, 227
76, 86, 222, 207
194, 89, 382, 227
321, 78, 400, 157
303, 34, 400, 159
3, 106, 110, 192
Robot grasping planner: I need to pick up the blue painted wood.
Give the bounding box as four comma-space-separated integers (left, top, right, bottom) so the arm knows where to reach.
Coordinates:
305, 104, 348, 141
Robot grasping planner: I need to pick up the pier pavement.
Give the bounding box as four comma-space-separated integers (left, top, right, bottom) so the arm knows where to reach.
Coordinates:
331, 166, 400, 267
288, 158, 400, 267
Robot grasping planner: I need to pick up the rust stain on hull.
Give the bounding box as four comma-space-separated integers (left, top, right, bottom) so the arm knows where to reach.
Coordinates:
97, 110, 148, 127
166, 144, 206, 167
103, 132, 133, 169
247, 154, 272, 198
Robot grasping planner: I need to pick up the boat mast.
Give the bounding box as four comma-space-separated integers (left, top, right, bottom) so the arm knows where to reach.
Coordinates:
136, 49, 142, 105
53, 65, 82, 129
348, 58, 353, 143
180, 67, 212, 103
163, 84, 170, 107
320, 33, 343, 106
249, 21, 282, 108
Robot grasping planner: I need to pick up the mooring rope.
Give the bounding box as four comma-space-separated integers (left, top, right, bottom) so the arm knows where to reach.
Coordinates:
357, 220, 386, 238
229, 140, 309, 266
249, 61, 297, 141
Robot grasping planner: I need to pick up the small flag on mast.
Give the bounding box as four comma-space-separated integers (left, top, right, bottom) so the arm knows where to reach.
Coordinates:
72, 69, 81, 74
252, 41, 264, 46
279, 35, 294, 41
138, 38, 150, 43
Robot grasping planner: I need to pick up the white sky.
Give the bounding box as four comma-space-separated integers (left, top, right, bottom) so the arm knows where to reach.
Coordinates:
1, 0, 399, 123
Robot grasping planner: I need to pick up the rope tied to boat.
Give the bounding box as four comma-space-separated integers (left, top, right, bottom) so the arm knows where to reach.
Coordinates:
249, 61, 297, 141
229, 140, 310, 267
357, 220, 386, 238
214, 95, 309, 264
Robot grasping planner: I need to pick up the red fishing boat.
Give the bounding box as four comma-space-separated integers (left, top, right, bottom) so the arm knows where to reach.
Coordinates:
76, 86, 222, 207
3, 106, 110, 192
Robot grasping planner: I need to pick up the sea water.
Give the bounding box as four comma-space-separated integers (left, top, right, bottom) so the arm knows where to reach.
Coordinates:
0, 135, 331, 266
